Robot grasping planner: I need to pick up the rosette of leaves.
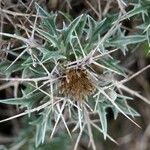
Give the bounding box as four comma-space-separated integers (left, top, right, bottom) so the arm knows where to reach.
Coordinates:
0, 2, 150, 149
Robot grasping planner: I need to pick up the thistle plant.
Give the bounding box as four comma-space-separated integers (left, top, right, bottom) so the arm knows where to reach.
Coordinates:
0, 1, 150, 150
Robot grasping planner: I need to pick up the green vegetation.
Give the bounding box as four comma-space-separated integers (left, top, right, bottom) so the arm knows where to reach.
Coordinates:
0, 0, 150, 150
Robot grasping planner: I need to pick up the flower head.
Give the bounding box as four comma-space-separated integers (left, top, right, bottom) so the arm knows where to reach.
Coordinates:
59, 68, 95, 101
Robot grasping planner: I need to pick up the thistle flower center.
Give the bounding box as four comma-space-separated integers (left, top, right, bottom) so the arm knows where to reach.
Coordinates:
59, 68, 95, 101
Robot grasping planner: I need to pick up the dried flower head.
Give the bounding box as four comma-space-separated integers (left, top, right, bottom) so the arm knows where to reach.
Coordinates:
59, 68, 95, 101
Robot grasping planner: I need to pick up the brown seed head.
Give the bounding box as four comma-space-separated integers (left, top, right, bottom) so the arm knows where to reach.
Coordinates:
59, 68, 95, 101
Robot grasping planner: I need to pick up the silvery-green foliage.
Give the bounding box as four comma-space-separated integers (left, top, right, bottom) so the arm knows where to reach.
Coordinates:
0, 1, 150, 149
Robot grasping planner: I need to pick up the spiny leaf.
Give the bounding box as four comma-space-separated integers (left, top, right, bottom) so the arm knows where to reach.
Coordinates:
0, 92, 44, 109
38, 47, 66, 61
35, 108, 52, 147
120, 4, 150, 21
35, 28, 60, 49
36, 3, 58, 36
115, 98, 140, 117
97, 103, 107, 139
110, 35, 146, 46
99, 58, 126, 76
62, 14, 83, 45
